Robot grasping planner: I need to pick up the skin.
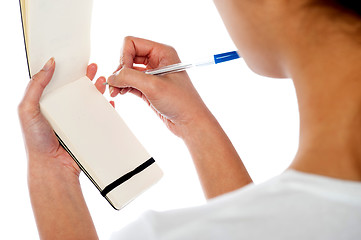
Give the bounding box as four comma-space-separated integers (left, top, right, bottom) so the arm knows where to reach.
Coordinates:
107, 37, 253, 198
212, 0, 361, 181
19, 61, 106, 239
18, 0, 361, 238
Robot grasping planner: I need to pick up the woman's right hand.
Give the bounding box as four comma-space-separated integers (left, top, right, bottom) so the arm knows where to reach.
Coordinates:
107, 36, 212, 138
109, 37, 252, 198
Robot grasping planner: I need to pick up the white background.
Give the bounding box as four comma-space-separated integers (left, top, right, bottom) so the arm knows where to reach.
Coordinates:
0, 0, 299, 239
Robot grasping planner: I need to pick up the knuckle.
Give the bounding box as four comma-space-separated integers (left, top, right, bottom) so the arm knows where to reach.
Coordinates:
18, 101, 31, 117
30, 73, 47, 90
146, 82, 157, 96
160, 45, 180, 64
115, 68, 130, 87
31, 73, 40, 82
123, 36, 134, 43
30, 72, 46, 87
161, 44, 177, 56
120, 36, 136, 66
18, 98, 40, 120
17, 102, 25, 115
122, 36, 136, 52
166, 45, 177, 54
147, 77, 164, 95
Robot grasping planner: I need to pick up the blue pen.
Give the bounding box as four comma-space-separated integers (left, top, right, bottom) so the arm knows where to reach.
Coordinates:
144, 51, 241, 75
104, 51, 240, 85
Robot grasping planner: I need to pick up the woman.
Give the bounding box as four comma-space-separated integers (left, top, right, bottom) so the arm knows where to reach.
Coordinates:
18, 0, 361, 239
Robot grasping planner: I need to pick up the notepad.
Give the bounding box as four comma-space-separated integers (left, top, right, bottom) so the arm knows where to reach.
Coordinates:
19, 0, 163, 210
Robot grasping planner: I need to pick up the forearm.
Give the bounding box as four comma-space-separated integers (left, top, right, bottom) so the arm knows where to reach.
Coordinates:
182, 113, 253, 199
28, 155, 98, 240
106, 36, 252, 199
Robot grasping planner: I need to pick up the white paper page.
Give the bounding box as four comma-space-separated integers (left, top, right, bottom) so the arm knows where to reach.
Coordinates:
40, 77, 163, 209
26, 0, 92, 96
40, 77, 153, 189
22, 0, 163, 210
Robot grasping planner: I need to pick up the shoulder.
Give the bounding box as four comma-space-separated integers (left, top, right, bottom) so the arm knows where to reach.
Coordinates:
111, 171, 361, 240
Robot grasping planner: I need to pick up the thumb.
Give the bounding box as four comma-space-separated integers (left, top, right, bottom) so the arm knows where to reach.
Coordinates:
107, 67, 159, 98
21, 58, 55, 109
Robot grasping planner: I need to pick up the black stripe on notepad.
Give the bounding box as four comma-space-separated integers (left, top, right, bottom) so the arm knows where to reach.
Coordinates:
101, 158, 155, 197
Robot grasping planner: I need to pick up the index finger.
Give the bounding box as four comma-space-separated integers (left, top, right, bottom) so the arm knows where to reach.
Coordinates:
120, 36, 178, 69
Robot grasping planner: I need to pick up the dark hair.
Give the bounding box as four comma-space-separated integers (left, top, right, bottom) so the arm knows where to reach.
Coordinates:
327, 1, 361, 17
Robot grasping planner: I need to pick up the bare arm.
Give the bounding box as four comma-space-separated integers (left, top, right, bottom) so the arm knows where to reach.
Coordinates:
18, 59, 105, 239
182, 115, 252, 199
108, 37, 252, 199
28, 155, 97, 240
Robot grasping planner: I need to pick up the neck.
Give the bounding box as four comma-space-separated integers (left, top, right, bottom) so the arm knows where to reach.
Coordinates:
286, 14, 361, 180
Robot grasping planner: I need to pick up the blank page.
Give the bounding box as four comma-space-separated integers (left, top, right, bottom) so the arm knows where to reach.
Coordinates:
25, 0, 92, 96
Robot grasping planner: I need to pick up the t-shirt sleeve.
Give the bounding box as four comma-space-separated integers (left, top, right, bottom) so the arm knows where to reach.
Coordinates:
110, 171, 361, 240
108, 185, 254, 240
109, 212, 157, 240
109, 205, 215, 240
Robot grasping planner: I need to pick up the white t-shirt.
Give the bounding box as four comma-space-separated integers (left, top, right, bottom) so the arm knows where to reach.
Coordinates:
110, 170, 361, 240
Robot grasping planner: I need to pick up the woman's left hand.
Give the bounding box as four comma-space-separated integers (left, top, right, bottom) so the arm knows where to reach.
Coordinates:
18, 58, 107, 178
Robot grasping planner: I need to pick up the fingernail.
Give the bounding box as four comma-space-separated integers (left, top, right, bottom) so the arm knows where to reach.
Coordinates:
109, 86, 114, 95
89, 63, 97, 70
43, 58, 54, 72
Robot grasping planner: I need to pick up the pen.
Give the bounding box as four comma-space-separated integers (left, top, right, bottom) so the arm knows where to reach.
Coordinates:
104, 51, 240, 85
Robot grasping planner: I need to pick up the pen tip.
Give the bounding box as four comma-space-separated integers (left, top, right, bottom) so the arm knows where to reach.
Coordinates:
103, 82, 109, 86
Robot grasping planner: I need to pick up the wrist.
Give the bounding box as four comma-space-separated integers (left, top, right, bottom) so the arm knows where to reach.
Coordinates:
27, 154, 97, 240
28, 152, 80, 184
179, 109, 253, 198
180, 110, 221, 144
